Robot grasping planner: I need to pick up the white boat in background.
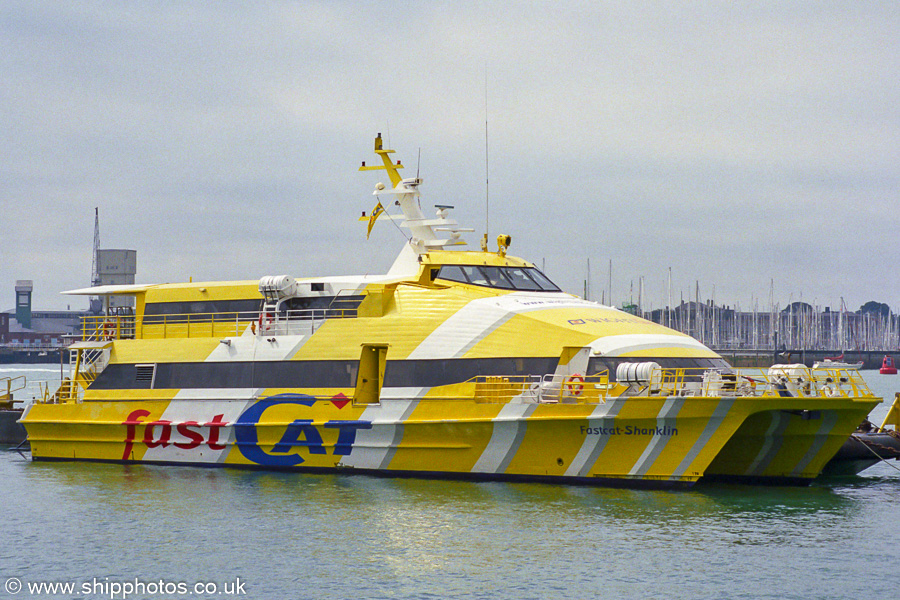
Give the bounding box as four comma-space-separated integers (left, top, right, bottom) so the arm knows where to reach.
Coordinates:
813, 355, 864, 370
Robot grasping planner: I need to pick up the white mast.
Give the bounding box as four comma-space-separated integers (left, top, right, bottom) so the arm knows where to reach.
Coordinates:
667, 267, 672, 328
360, 134, 473, 261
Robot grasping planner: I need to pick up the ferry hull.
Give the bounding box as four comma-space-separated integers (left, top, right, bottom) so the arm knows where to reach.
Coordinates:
22, 393, 877, 488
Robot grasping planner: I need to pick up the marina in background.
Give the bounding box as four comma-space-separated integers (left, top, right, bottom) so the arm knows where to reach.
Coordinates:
642, 296, 898, 368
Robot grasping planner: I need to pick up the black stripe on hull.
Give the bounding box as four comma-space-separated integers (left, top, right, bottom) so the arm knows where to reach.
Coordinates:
88, 356, 730, 391
697, 474, 813, 487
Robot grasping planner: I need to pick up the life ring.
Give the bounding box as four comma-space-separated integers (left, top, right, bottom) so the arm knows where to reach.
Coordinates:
102, 320, 116, 340
258, 312, 274, 332
564, 373, 585, 396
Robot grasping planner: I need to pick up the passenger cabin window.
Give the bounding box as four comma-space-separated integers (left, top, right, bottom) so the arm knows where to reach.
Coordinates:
142, 299, 262, 323
281, 295, 365, 318
436, 265, 561, 292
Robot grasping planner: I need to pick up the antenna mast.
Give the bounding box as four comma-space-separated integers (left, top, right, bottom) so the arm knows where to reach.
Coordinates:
482, 67, 490, 251
91, 207, 100, 287
89, 207, 102, 313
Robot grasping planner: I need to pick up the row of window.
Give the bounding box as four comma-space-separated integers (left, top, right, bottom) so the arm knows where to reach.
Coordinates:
140, 266, 558, 323
143, 299, 262, 318
0, 338, 63, 345
436, 265, 560, 292
141, 296, 366, 323
281, 295, 365, 315
91, 356, 730, 390
91, 358, 561, 390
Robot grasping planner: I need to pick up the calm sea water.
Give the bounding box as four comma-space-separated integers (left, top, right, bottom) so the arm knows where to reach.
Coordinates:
2, 364, 899, 600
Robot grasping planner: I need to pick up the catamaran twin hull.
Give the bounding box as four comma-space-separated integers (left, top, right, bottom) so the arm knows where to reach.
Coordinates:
23, 373, 876, 488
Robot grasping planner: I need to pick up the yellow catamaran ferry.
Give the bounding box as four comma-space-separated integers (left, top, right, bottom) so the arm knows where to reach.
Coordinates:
20, 135, 881, 488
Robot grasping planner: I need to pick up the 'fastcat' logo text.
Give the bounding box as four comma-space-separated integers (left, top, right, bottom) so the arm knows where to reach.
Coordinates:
121, 395, 371, 466
122, 410, 227, 460
233, 396, 372, 466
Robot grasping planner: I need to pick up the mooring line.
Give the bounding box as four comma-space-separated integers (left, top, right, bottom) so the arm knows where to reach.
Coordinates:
13, 436, 29, 459
850, 435, 900, 474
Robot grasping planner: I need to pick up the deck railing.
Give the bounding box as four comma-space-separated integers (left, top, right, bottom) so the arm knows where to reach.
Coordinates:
1, 377, 65, 406
459, 366, 873, 404
640, 365, 872, 399
256, 307, 361, 336
1, 376, 27, 409
469, 373, 614, 404
79, 307, 362, 341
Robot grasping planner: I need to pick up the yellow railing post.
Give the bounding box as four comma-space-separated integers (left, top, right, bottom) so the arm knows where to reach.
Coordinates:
879, 393, 900, 432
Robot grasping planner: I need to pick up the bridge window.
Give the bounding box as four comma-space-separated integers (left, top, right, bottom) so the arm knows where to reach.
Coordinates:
481, 266, 513, 289
436, 265, 560, 292
503, 268, 542, 291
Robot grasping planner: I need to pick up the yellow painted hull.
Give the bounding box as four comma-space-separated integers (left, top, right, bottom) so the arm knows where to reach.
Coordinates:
22, 392, 877, 488
32, 135, 882, 487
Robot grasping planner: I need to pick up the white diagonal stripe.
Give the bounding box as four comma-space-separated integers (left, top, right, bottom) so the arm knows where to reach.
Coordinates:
471, 403, 537, 473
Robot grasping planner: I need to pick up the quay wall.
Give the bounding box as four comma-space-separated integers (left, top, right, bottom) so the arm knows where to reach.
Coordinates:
716, 349, 893, 369
0, 348, 65, 364
0, 411, 26, 445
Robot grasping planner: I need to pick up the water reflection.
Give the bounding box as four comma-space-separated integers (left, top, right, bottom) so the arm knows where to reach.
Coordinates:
13, 455, 868, 527
3, 448, 899, 600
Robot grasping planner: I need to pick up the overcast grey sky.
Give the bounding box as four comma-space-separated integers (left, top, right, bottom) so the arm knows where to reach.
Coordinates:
3, 1, 898, 314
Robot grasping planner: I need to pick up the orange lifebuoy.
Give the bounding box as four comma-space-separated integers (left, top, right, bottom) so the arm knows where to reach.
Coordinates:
564, 373, 585, 396
258, 312, 274, 332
